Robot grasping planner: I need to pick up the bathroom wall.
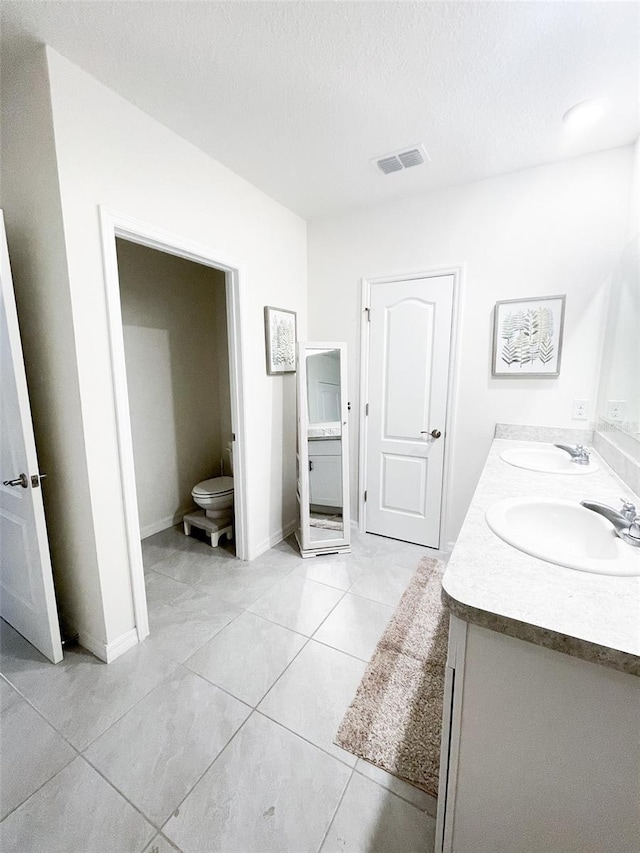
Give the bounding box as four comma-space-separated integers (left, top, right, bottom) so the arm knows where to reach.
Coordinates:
1, 45, 307, 653
308, 147, 633, 544
117, 239, 230, 538
0, 47, 109, 643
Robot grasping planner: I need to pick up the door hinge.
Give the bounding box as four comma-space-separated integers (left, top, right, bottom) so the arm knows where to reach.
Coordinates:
231, 433, 236, 441
365, 307, 371, 322
364, 490, 367, 502
365, 403, 369, 416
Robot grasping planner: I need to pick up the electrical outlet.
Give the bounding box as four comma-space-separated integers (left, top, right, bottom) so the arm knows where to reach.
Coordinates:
607, 400, 626, 422
571, 399, 589, 420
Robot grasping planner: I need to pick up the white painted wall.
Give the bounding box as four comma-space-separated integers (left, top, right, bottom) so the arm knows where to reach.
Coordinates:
308, 148, 633, 543
0, 47, 109, 645
117, 240, 230, 538
3, 45, 307, 649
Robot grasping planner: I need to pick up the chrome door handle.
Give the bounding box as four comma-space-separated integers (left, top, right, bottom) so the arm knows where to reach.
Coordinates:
3, 473, 29, 488
420, 429, 442, 439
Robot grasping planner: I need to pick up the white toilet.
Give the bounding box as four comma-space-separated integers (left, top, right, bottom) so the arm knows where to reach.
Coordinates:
183, 442, 234, 547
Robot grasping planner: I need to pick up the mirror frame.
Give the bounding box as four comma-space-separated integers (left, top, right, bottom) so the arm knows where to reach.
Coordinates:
296, 341, 351, 556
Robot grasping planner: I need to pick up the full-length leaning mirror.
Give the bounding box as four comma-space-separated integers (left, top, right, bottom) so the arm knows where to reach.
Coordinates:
295, 342, 351, 557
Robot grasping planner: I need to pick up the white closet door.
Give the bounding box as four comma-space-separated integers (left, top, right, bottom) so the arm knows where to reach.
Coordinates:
365, 275, 454, 548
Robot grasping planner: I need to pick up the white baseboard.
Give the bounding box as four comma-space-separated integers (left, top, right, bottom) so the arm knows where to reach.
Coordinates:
252, 518, 298, 560
78, 627, 139, 663
140, 511, 189, 540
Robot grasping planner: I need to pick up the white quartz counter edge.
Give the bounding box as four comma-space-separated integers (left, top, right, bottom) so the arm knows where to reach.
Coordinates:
442, 439, 640, 670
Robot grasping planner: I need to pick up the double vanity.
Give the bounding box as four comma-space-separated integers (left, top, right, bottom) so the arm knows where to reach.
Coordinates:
435, 433, 640, 853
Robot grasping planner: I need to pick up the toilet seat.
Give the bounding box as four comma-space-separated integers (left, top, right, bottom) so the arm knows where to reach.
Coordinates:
192, 476, 234, 498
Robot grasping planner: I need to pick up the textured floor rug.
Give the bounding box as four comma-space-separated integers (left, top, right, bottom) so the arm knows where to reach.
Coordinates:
335, 557, 448, 797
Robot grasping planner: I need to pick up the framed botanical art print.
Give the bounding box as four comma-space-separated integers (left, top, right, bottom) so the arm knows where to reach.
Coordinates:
264, 306, 297, 374
492, 295, 565, 377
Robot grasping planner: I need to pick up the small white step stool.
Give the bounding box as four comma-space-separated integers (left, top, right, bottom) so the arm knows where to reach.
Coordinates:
183, 510, 233, 548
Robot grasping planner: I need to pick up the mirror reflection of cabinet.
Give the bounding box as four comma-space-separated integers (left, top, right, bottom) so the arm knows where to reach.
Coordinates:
295, 342, 351, 557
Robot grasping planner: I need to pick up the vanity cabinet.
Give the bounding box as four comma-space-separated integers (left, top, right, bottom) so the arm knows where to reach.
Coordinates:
436, 615, 640, 853
308, 438, 342, 508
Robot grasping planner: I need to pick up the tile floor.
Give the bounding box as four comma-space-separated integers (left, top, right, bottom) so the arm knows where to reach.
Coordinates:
0, 525, 445, 853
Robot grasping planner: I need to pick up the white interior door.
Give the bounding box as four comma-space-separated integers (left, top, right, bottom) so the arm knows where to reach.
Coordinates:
0, 210, 63, 663
364, 275, 454, 548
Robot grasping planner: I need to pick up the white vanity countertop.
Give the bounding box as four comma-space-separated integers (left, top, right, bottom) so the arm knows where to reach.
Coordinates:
442, 438, 640, 675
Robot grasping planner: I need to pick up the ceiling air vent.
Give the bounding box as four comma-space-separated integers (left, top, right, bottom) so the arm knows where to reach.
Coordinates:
377, 156, 404, 175
373, 143, 429, 175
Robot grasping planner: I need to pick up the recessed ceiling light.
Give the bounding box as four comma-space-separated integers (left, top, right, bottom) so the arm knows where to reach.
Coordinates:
562, 99, 607, 133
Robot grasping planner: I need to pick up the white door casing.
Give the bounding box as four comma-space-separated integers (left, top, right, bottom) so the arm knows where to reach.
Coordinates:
362, 274, 455, 548
99, 208, 250, 647
0, 210, 63, 663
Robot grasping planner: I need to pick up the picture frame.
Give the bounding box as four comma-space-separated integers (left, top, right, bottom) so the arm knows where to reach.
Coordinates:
492, 295, 566, 377
264, 306, 297, 375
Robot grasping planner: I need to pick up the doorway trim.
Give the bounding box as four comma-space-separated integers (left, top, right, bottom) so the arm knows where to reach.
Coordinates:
99, 207, 249, 642
358, 266, 463, 550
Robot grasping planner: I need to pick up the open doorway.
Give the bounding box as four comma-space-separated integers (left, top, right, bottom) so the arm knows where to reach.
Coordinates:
116, 238, 234, 546
99, 209, 248, 643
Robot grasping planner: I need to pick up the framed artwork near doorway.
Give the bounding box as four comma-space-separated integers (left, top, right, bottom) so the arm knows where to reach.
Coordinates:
264, 306, 297, 374
492, 294, 565, 377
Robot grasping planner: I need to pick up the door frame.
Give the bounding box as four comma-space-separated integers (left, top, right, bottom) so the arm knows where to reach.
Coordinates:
358, 267, 463, 550
99, 208, 249, 641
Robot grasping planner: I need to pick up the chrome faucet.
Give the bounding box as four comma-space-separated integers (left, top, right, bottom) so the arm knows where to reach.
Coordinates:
580, 499, 640, 547
554, 443, 591, 465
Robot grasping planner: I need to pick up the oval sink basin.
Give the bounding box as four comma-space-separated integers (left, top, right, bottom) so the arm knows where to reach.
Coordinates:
500, 446, 598, 475
486, 498, 640, 576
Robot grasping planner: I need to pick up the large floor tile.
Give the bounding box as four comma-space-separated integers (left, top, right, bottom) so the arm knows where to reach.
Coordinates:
85, 668, 250, 826
163, 712, 351, 853
194, 561, 293, 608
0, 757, 154, 853
142, 525, 213, 570
248, 575, 343, 635
258, 640, 366, 765
313, 594, 393, 661
0, 680, 76, 819
0, 623, 176, 750
349, 530, 387, 558
144, 835, 183, 852
354, 759, 437, 815
289, 553, 369, 591
151, 547, 236, 585
145, 570, 191, 610
146, 588, 242, 664
254, 534, 305, 568
186, 611, 307, 706
320, 771, 436, 853
349, 563, 416, 607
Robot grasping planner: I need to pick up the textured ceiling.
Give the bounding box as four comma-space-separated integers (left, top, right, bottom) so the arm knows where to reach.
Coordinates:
1, 1, 638, 219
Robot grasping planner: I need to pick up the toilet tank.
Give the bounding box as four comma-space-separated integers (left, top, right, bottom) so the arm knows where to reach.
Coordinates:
226, 441, 234, 476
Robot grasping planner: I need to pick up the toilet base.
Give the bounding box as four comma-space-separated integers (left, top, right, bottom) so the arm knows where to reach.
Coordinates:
183, 510, 233, 548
